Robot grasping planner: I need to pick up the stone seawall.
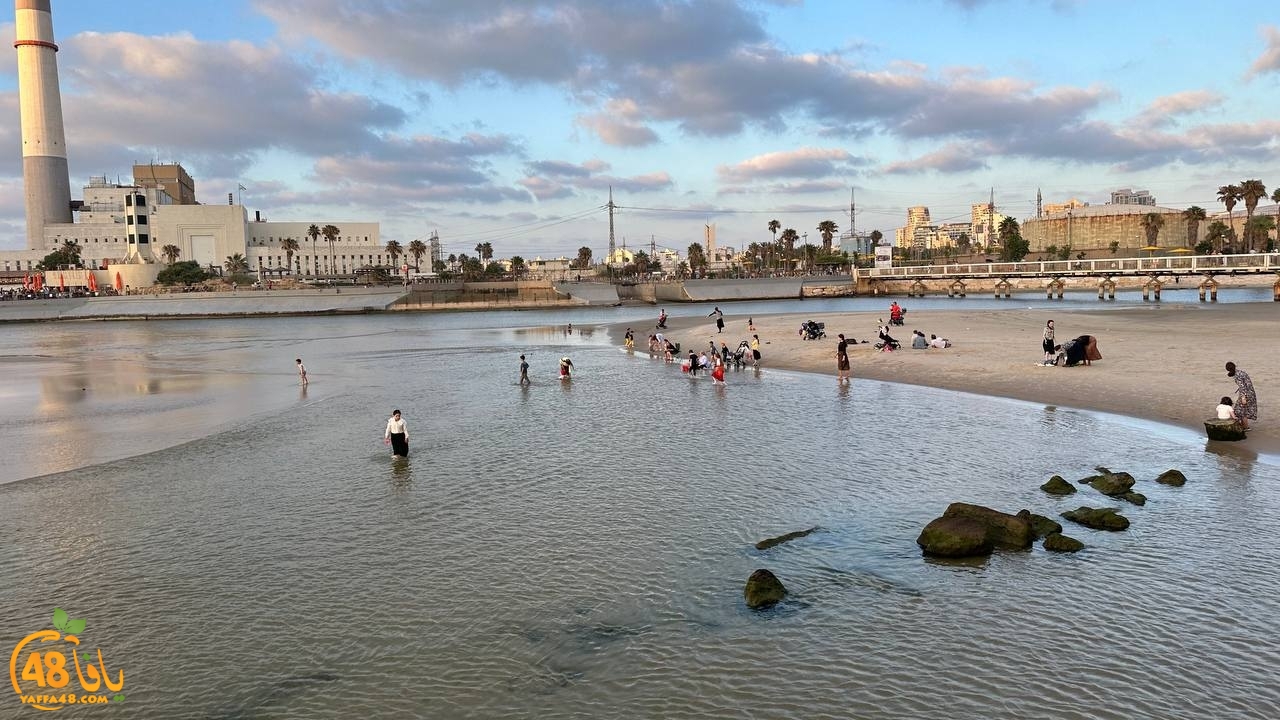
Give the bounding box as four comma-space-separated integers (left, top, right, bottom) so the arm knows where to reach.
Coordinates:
0, 287, 407, 323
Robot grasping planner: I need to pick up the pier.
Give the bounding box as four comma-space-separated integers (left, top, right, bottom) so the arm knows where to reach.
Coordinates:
861, 252, 1280, 301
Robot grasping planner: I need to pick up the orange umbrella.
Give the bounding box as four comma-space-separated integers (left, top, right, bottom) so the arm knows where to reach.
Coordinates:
87, 273, 98, 293
59, 273, 66, 292
114, 271, 123, 291
22, 272, 30, 290
34, 274, 43, 292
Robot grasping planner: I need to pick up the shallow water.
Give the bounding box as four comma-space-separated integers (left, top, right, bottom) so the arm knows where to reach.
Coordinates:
1, 310, 1278, 719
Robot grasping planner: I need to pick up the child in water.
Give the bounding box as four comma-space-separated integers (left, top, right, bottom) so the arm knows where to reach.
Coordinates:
559, 357, 574, 378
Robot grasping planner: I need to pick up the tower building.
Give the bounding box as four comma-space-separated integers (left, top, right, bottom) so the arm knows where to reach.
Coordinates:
14, 0, 74, 249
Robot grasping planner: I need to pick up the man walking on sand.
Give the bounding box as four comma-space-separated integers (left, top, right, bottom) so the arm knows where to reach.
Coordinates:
296, 358, 308, 385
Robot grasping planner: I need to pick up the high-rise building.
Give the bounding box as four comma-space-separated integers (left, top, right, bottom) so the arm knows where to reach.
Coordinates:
1109, 188, 1155, 205
133, 163, 197, 205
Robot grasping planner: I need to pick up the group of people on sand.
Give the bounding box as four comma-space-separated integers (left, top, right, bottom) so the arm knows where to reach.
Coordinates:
1039, 319, 1101, 367
1219, 361, 1257, 430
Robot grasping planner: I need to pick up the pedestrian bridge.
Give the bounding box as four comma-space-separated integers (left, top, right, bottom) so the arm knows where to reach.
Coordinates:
860, 252, 1280, 301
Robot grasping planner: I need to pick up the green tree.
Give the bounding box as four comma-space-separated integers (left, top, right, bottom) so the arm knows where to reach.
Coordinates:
510, 255, 526, 277
407, 239, 428, 271
574, 246, 593, 270
224, 253, 250, 274
385, 240, 404, 272
280, 237, 299, 274
1239, 179, 1267, 251
156, 260, 211, 285
1056, 244, 1072, 261
816, 220, 838, 253
1217, 184, 1241, 246
997, 217, 1028, 261
36, 244, 83, 270
779, 228, 799, 270
321, 224, 340, 274
1109, 241, 1120, 255
306, 224, 321, 276
160, 244, 181, 264
1181, 206, 1206, 249
687, 242, 707, 272
475, 242, 494, 264
1140, 212, 1165, 248
1205, 220, 1233, 252
1245, 215, 1274, 251
767, 219, 780, 247
633, 250, 651, 275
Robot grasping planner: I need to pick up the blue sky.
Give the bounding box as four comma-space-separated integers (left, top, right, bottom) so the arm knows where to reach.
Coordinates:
3, 0, 1278, 258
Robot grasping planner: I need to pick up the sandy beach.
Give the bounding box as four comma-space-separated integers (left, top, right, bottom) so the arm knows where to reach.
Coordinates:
632, 302, 1278, 456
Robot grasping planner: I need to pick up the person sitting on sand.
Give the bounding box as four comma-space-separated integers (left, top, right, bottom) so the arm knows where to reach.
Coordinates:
1216, 396, 1236, 420
928, 334, 951, 349
911, 330, 928, 349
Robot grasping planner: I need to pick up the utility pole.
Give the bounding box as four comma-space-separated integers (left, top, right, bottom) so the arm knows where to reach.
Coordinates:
607, 186, 616, 266
988, 187, 995, 245
1036, 188, 1043, 219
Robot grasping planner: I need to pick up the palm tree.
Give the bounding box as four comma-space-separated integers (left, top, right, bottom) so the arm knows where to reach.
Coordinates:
474, 242, 494, 265
767, 219, 780, 247
1181, 206, 1206, 249
687, 242, 706, 273
224, 253, 250, 274
1272, 188, 1280, 249
407, 239, 428, 271
779, 228, 799, 272
1140, 212, 1165, 249
160, 244, 181, 264
574, 246, 592, 269
816, 220, 838, 253
1217, 184, 1241, 249
280, 237, 299, 274
447, 253, 457, 272
510, 256, 526, 278
1239, 179, 1267, 250
321, 224, 340, 275
385, 240, 404, 274
306, 224, 321, 276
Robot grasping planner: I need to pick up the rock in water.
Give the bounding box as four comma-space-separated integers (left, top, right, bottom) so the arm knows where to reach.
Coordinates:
1043, 533, 1085, 552
1022, 512, 1063, 539
755, 527, 818, 551
1061, 507, 1130, 531
1040, 475, 1077, 495
1154, 469, 1187, 486
1081, 472, 1135, 497
1121, 492, 1147, 506
1205, 419, 1247, 441
744, 569, 787, 609
917, 517, 994, 558
942, 503, 1034, 549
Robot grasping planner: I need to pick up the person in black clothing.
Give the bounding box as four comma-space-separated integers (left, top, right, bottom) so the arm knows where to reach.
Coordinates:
708, 306, 725, 333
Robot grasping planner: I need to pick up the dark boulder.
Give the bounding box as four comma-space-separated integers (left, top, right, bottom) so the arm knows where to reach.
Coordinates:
1205, 419, 1247, 441
744, 569, 787, 609
1081, 472, 1135, 497
1154, 469, 1187, 487
1040, 475, 1077, 495
755, 527, 818, 551
1061, 506, 1130, 531
1121, 492, 1146, 506
916, 516, 994, 558
942, 503, 1034, 550
1021, 511, 1063, 539
1043, 533, 1085, 553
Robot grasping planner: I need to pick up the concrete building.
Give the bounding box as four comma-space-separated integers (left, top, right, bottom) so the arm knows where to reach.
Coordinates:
970, 202, 1005, 248
895, 206, 932, 249
1109, 188, 1156, 206
1044, 198, 1089, 217
133, 163, 196, 205
1021, 204, 1185, 253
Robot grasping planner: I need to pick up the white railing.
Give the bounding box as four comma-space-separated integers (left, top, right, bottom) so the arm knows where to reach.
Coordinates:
864, 253, 1280, 280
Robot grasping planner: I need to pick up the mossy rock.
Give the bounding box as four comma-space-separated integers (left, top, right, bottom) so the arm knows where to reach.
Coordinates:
1082, 472, 1135, 497
942, 502, 1034, 550
1121, 492, 1147, 506
1040, 475, 1077, 495
1154, 469, 1187, 487
1061, 506, 1130, 531
744, 569, 787, 609
1025, 512, 1063, 539
917, 516, 994, 558
1043, 533, 1085, 553
1205, 419, 1247, 441
755, 527, 818, 551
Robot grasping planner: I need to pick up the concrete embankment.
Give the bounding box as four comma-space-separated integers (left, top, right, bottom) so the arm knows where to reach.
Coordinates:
0, 287, 407, 323
553, 281, 621, 305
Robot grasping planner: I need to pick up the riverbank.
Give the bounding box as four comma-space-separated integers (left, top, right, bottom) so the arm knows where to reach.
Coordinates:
635, 303, 1278, 457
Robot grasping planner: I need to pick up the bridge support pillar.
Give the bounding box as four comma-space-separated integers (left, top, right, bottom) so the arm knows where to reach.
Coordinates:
1046, 278, 1064, 299
948, 280, 966, 298
909, 280, 926, 297
1097, 278, 1116, 301
1273, 275, 1280, 301
1199, 277, 1218, 303
1142, 277, 1162, 302
994, 279, 1011, 299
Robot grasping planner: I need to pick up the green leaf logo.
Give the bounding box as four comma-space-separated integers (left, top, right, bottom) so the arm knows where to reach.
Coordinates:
51, 607, 87, 636
112, 694, 125, 703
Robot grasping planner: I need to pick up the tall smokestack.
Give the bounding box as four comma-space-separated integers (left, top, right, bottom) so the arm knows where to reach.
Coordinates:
14, 0, 73, 249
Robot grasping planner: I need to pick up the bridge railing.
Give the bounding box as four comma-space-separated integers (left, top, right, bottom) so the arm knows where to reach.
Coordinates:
865, 253, 1280, 279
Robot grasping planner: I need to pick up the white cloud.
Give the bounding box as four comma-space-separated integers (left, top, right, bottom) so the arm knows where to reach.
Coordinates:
881, 143, 991, 175
1247, 25, 1280, 78
718, 148, 866, 183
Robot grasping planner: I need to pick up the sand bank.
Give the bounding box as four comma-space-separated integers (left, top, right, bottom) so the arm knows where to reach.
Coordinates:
632, 303, 1278, 456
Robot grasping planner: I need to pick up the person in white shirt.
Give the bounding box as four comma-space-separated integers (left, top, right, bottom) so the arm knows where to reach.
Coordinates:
384, 409, 409, 457
928, 335, 951, 349
295, 358, 308, 385
1216, 397, 1236, 421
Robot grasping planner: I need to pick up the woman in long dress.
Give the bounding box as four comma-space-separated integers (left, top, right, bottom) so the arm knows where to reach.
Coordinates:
1226, 362, 1257, 429
384, 409, 409, 457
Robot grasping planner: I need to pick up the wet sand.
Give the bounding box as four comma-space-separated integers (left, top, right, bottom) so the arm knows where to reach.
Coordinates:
631, 303, 1278, 456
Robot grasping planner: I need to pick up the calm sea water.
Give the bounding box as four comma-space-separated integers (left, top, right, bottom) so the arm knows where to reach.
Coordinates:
1, 303, 1278, 719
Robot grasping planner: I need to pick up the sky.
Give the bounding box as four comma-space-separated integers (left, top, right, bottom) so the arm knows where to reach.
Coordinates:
2, 0, 1279, 259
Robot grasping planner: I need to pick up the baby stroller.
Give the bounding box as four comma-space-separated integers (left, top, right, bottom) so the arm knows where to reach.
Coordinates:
732, 341, 751, 368
889, 307, 906, 326
800, 320, 826, 340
